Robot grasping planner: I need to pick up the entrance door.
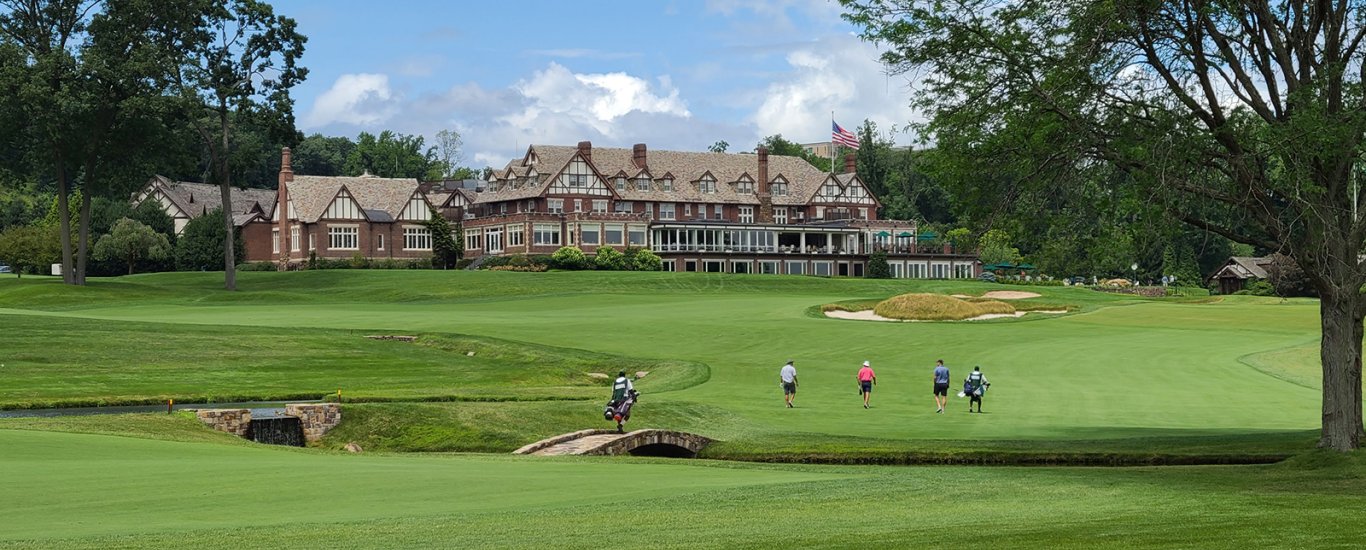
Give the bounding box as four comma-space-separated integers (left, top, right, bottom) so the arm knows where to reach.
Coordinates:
838, 262, 850, 277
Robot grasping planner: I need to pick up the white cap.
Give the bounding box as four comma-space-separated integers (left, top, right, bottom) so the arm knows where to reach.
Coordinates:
862, 360, 870, 367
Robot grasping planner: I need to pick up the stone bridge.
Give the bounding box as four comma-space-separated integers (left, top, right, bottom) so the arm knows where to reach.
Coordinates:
513, 429, 713, 458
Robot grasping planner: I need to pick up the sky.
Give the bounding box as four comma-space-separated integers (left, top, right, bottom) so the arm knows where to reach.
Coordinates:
284, 0, 921, 169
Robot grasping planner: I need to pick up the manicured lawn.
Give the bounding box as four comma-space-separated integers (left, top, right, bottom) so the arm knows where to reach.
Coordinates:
0, 427, 1362, 548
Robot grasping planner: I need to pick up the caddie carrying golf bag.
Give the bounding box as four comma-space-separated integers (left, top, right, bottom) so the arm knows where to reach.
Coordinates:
604, 390, 639, 431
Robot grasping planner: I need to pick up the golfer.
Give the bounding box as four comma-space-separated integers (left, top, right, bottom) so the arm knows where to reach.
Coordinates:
932, 359, 950, 413
609, 371, 636, 432
779, 360, 798, 408
966, 366, 990, 413
857, 360, 877, 408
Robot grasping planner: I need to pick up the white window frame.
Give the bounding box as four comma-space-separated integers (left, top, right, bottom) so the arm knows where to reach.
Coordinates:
507, 224, 525, 247
485, 227, 504, 253
759, 261, 779, 275
627, 225, 647, 247
813, 261, 833, 277
580, 223, 601, 246
614, 201, 633, 213
290, 225, 300, 252
533, 223, 561, 246
465, 231, 481, 251
548, 198, 564, 214
635, 177, 651, 191
739, 206, 754, 224
404, 225, 432, 251
377, 233, 385, 251
786, 261, 805, 275
661, 178, 673, 192
699, 176, 716, 194
272, 229, 280, 254
328, 225, 359, 250
592, 199, 608, 213
604, 223, 624, 245
713, 205, 724, 220
775, 207, 788, 224
659, 203, 676, 221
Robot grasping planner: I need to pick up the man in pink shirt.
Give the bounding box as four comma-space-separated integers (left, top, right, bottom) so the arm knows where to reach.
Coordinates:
856, 360, 877, 408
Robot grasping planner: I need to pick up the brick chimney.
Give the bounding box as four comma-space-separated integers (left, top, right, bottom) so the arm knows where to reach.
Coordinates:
577, 140, 592, 163
632, 143, 647, 169
844, 152, 857, 174
277, 147, 294, 267
756, 146, 773, 223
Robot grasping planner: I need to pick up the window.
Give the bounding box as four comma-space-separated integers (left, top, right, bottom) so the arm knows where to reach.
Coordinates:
908, 262, 926, 279
739, 206, 754, 224
813, 262, 833, 276
704, 260, 724, 273
772, 182, 789, 196
955, 264, 973, 279
659, 203, 676, 220
465, 231, 481, 251
732, 261, 751, 274
759, 261, 779, 274
377, 233, 384, 250
684, 203, 692, 217
713, 205, 724, 220
815, 206, 826, 219
628, 225, 646, 246
615, 177, 626, 191
560, 158, 594, 188
661, 260, 676, 272
932, 263, 948, 279
592, 199, 608, 213
614, 201, 633, 213
499, 203, 507, 215
566, 224, 575, 246
581, 224, 600, 246
404, 226, 432, 250
574, 199, 583, 213
290, 226, 300, 252
507, 224, 525, 247
533, 223, 561, 246
699, 176, 716, 194
635, 177, 650, 191
272, 229, 280, 254
604, 223, 624, 245
737, 180, 753, 193
329, 225, 358, 250
660, 178, 673, 192
548, 198, 564, 214
786, 261, 805, 275
309, 233, 315, 251
859, 208, 869, 220
485, 228, 503, 253
775, 207, 788, 224
824, 183, 839, 197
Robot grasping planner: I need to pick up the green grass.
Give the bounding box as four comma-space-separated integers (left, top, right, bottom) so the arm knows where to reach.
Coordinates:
1, 428, 1363, 548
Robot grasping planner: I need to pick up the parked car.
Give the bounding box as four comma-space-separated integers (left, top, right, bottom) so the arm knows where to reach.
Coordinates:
978, 271, 996, 282
0, 264, 11, 274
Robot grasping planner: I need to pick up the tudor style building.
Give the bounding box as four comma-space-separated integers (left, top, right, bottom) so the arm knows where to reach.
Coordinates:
133, 176, 277, 234
462, 141, 979, 277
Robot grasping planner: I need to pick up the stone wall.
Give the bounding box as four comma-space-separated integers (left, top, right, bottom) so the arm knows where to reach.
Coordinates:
195, 409, 250, 437
285, 403, 341, 443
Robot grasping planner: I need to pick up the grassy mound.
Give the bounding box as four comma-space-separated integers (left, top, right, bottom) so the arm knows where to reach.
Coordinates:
873, 293, 1015, 320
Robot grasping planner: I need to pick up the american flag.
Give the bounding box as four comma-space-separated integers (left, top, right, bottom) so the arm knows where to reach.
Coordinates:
832, 121, 860, 149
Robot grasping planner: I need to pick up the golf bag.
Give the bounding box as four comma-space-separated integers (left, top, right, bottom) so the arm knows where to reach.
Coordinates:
604, 390, 639, 423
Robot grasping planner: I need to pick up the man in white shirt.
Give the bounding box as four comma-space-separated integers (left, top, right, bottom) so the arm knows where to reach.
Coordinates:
779, 360, 798, 408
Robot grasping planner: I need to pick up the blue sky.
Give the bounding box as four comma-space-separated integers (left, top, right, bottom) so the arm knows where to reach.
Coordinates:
285, 0, 918, 168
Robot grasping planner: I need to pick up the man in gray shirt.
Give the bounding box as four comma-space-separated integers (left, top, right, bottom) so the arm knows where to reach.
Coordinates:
780, 360, 798, 408
932, 359, 950, 413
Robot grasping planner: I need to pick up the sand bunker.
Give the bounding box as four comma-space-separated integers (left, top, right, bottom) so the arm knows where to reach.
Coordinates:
825, 309, 1066, 322
980, 290, 1042, 300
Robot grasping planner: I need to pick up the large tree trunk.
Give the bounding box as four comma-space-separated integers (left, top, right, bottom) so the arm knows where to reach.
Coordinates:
55, 158, 74, 285
1319, 289, 1365, 451
219, 108, 236, 291
76, 186, 91, 285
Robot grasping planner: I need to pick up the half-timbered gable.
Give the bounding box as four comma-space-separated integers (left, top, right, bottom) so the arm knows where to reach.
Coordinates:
323, 188, 366, 220
549, 154, 612, 196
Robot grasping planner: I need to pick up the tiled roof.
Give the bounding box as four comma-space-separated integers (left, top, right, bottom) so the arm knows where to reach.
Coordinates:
1218, 256, 1271, 279
148, 176, 277, 218
474, 144, 843, 206
285, 175, 422, 223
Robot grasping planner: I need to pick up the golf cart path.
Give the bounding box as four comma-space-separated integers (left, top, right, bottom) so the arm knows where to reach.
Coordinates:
514, 429, 712, 458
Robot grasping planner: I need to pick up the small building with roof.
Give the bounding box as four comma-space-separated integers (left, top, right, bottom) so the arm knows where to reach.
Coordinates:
1208, 256, 1273, 294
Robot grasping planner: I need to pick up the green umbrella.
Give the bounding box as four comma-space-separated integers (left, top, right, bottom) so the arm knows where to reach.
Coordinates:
918, 231, 937, 240
1017, 263, 1036, 270
896, 232, 913, 238
876, 231, 891, 237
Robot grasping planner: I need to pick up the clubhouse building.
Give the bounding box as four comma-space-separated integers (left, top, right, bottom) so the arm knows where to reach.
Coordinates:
133, 143, 981, 278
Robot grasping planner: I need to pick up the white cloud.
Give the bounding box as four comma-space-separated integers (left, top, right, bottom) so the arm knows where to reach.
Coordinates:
752, 35, 920, 144
303, 73, 398, 127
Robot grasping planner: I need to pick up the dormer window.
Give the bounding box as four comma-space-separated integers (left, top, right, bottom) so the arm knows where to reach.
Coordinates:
772, 182, 789, 196
615, 177, 626, 191
699, 176, 716, 194
736, 179, 754, 194
661, 178, 673, 192
635, 177, 650, 192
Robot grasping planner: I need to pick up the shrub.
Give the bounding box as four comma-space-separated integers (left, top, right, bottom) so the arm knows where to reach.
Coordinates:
550, 246, 588, 270
1265, 253, 1316, 297
174, 209, 244, 272
873, 293, 1015, 321
488, 264, 547, 272
630, 249, 663, 271
595, 247, 627, 270
866, 251, 891, 279
1234, 279, 1276, 296
238, 261, 278, 272
349, 252, 370, 269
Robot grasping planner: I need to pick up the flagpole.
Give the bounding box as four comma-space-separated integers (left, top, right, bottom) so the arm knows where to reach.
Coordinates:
830, 111, 837, 177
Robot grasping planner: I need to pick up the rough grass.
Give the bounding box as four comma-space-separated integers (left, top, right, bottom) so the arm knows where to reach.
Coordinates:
874, 292, 1016, 320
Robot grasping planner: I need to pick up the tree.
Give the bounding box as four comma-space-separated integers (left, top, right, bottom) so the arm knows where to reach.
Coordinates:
175, 208, 243, 271
172, 0, 307, 290
0, 224, 60, 277
758, 134, 832, 173
866, 250, 891, 278
424, 209, 461, 269
978, 229, 1022, 267
93, 217, 170, 275
433, 129, 462, 179
293, 133, 353, 176
344, 130, 438, 179
708, 140, 729, 153
844, 0, 1366, 449
854, 120, 893, 196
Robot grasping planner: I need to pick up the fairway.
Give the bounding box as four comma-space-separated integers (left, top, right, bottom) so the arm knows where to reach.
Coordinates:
0, 271, 1354, 548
